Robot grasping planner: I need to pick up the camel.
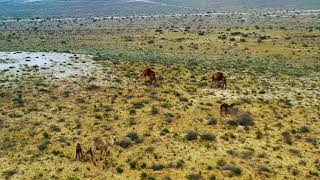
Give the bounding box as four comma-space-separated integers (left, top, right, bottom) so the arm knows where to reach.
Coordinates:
141, 68, 156, 84
220, 103, 234, 116
75, 143, 83, 160
212, 72, 227, 89
78, 135, 116, 166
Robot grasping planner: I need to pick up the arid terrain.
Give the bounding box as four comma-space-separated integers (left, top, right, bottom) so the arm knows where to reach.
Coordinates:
0, 10, 320, 180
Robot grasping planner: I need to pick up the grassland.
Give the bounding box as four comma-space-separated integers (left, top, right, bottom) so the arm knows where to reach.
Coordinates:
0, 12, 319, 179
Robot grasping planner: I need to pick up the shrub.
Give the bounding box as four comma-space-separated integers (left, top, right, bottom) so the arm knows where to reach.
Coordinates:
229, 38, 236, 42
151, 164, 165, 171
87, 84, 100, 90
258, 164, 271, 173
13, 94, 24, 107
50, 125, 61, 132
241, 150, 254, 159
217, 159, 226, 167
198, 31, 205, 36
289, 148, 301, 157
227, 120, 238, 126
132, 101, 145, 109
141, 172, 147, 178
305, 137, 317, 145
226, 149, 237, 156
135, 137, 144, 144
187, 172, 203, 180
282, 131, 293, 145
43, 132, 50, 139
2, 169, 17, 179
300, 126, 310, 133
150, 106, 159, 114
238, 112, 254, 126
207, 117, 218, 125
256, 130, 263, 139
127, 131, 139, 141
160, 128, 170, 136
129, 161, 137, 169
38, 141, 49, 151
231, 32, 242, 36
201, 133, 216, 141
129, 109, 136, 115
175, 160, 184, 168
240, 97, 252, 104
52, 149, 61, 156
116, 165, 124, 173
68, 177, 80, 180
145, 146, 155, 153
185, 131, 198, 141
223, 164, 242, 176
117, 137, 132, 148
155, 28, 163, 33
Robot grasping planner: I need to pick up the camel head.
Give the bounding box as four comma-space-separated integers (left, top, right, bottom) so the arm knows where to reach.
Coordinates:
110, 135, 117, 145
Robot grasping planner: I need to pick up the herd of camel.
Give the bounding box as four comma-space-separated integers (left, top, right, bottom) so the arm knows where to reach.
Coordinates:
76, 67, 233, 166
141, 68, 231, 115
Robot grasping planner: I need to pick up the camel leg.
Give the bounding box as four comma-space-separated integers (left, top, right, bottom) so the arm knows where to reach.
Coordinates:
90, 149, 96, 166
80, 152, 83, 160
220, 109, 225, 117
104, 149, 108, 161
100, 150, 103, 160
214, 81, 217, 88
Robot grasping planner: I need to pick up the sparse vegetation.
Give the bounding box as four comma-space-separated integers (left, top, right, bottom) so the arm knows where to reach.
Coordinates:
0, 7, 319, 180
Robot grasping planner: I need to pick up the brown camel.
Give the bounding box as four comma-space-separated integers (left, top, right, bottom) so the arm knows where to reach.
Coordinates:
141, 68, 156, 84
75, 143, 83, 160
212, 72, 227, 89
220, 103, 234, 116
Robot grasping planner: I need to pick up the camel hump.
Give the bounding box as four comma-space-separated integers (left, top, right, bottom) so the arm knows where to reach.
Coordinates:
144, 68, 152, 73
93, 136, 106, 149
220, 103, 228, 108
212, 72, 225, 80
144, 68, 156, 75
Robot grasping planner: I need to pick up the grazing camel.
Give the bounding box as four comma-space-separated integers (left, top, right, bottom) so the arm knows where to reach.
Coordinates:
220, 103, 234, 116
141, 68, 156, 84
87, 135, 117, 166
75, 143, 83, 160
212, 72, 227, 89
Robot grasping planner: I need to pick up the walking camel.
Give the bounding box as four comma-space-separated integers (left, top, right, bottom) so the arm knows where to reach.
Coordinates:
220, 103, 234, 116
141, 68, 156, 84
212, 72, 227, 89
76, 135, 117, 166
